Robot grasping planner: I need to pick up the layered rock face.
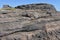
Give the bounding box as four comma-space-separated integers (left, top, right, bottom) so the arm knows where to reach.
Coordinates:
15, 3, 56, 13
0, 3, 60, 40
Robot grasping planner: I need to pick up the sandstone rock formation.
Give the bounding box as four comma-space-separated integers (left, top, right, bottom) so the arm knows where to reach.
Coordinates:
0, 3, 60, 40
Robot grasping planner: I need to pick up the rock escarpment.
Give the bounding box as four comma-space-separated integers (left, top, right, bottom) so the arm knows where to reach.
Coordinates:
0, 3, 60, 40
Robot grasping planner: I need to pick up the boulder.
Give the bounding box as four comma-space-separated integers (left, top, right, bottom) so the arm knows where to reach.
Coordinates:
3, 5, 12, 8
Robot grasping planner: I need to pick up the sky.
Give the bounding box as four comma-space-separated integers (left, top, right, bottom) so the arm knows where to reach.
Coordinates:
0, 0, 60, 11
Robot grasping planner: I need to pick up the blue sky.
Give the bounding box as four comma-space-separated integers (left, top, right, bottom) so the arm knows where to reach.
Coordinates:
0, 0, 60, 11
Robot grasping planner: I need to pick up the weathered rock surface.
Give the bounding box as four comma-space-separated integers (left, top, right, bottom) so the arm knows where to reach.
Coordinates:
0, 3, 60, 40
3, 5, 12, 8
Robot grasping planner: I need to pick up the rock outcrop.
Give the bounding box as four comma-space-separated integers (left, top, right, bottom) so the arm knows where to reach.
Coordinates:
15, 3, 56, 13
0, 3, 60, 40
3, 5, 12, 8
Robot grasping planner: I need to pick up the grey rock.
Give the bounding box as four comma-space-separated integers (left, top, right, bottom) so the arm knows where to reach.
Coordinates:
3, 5, 12, 8
0, 3, 60, 40
15, 3, 56, 13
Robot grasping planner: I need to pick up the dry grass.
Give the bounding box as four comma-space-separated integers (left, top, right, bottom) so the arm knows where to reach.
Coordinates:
0, 8, 16, 11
